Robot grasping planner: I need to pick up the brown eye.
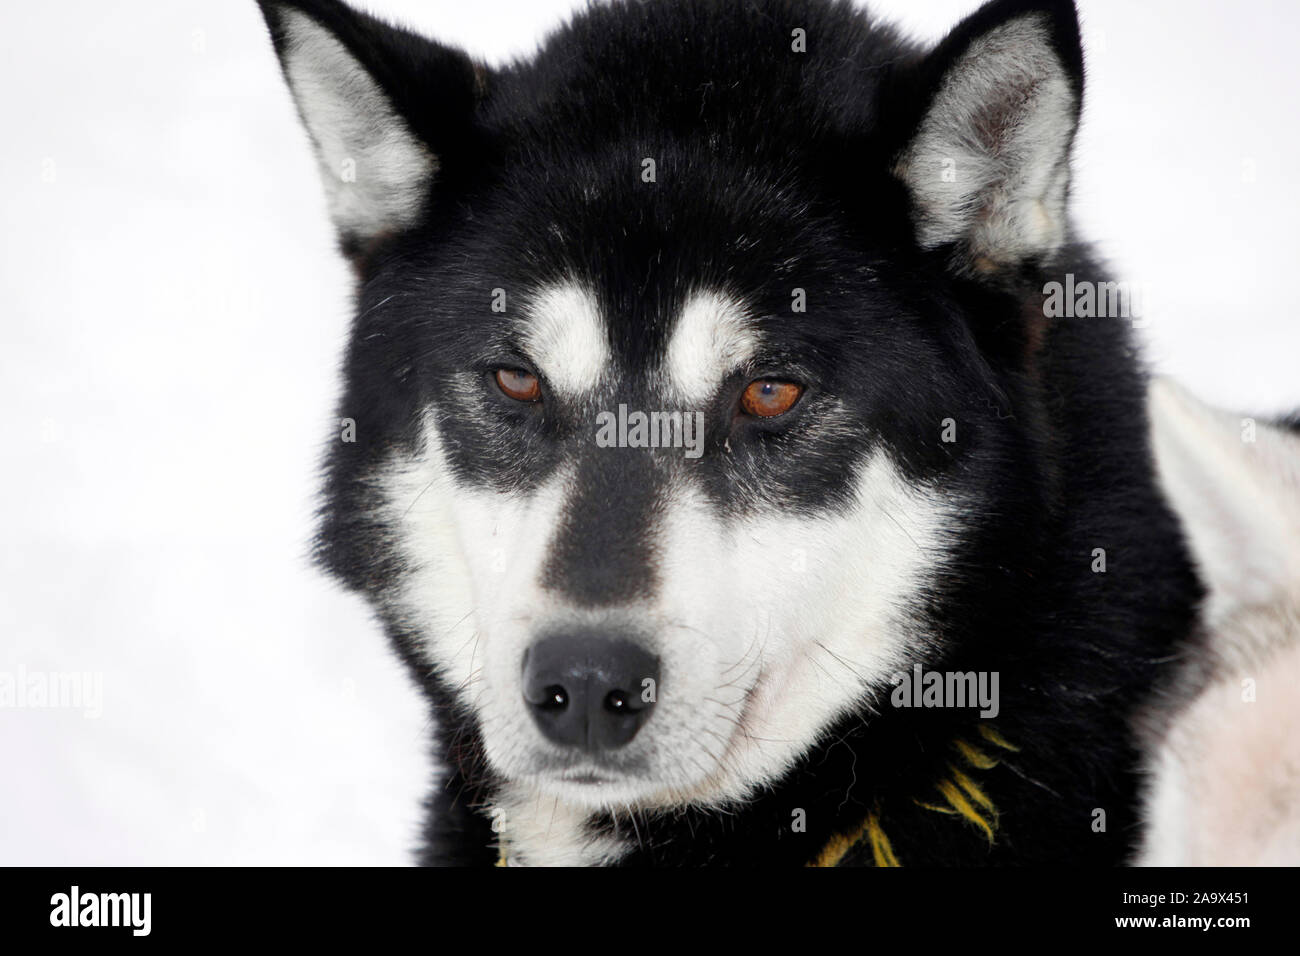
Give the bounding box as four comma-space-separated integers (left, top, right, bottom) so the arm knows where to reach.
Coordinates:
740, 379, 803, 418
495, 368, 542, 402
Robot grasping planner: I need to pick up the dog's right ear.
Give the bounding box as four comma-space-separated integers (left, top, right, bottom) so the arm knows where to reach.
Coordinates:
257, 0, 486, 263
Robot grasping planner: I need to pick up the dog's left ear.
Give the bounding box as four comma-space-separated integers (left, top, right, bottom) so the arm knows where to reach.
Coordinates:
893, 0, 1083, 276
257, 0, 486, 263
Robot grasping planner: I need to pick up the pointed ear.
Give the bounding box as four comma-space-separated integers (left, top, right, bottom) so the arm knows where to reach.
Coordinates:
893, 0, 1083, 276
257, 0, 486, 262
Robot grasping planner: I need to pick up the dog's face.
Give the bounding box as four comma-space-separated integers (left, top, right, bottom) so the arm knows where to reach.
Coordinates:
374, 156, 974, 810
260, 0, 1082, 810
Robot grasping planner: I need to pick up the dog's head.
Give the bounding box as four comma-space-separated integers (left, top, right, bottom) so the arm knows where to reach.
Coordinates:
259, 0, 1083, 811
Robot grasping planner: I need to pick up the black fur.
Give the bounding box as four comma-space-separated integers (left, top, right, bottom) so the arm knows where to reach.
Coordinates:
257, 0, 1203, 865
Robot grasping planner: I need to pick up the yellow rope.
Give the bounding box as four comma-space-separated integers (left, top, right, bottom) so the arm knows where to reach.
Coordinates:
953, 738, 998, 769
950, 767, 997, 813
865, 815, 900, 867
934, 778, 995, 842
810, 727, 1016, 865
913, 800, 957, 815
977, 725, 1020, 752
808, 810, 900, 868
808, 814, 877, 868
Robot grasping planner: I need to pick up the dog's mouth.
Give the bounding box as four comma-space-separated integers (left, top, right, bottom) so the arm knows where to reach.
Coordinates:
559, 769, 620, 786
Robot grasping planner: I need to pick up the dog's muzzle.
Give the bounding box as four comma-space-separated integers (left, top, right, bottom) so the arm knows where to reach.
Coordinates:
522, 631, 659, 753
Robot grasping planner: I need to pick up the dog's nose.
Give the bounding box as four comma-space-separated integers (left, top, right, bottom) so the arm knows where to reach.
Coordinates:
522, 633, 659, 752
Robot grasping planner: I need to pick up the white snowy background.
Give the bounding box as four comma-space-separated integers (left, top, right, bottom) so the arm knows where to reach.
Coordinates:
2, 0, 1297, 865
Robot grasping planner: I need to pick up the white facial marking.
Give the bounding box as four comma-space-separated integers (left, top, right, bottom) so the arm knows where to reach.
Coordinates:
663, 289, 759, 404
640, 455, 949, 807
521, 283, 610, 396
380, 412, 572, 710
278, 9, 435, 243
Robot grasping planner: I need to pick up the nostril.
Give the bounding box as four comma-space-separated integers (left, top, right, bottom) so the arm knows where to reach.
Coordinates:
603, 689, 632, 713
539, 685, 569, 710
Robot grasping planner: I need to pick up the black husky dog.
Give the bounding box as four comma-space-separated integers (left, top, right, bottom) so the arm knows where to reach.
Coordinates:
257, 0, 1201, 865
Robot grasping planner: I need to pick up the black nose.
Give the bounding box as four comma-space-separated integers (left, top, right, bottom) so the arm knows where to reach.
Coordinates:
522, 633, 659, 753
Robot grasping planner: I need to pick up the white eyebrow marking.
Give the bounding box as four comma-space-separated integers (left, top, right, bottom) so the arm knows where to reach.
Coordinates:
663, 289, 760, 403
520, 282, 611, 395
